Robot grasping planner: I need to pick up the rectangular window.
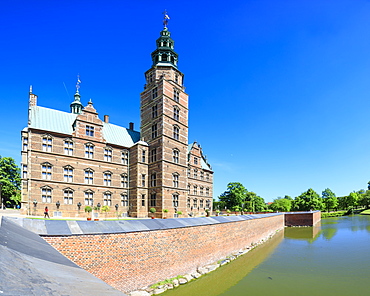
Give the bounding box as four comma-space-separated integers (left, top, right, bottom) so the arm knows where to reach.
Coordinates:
104, 149, 112, 162
141, 194, 146, 207
142, 150, 146, 163
174, 89, 180, 102
206, 188, 210, 196
63, 167, 73, 182
22, 165, 28, 179
206, 199, 211, 209
152, 104, 158, 118
85, 144, 94, 159
173, 150, 179, 163
173, 126, 179, 140
194, 157, 198, 165
84, 170, 93, 184
42, 137, 52, 152
84, 192, 93, 205
86, 125, 94, 137
42, 188, 52, 203
187, 198, 191, 208
150, 148, 157, 162
200, 171, 204, 180
200, 187, 204, 196
193, 198, 197, 208
121, 150, 129, 165
151, 173, 157, 187
194, 169, 197, 179
152, 87, 158, 99
104, 193, 112, 206
200, 199, 204, 209
63, 190, 73, 205
141, 174, 146, 187
121, 174, 128, 188
193, 186, 197, 195
173, 174, 179, 188
172, 194, 179, 207
206, 173, 209, 182
173, 107, 179, 121
23, 137, 28, 151
103, 173, 112, 186
64, 140, 73, 156
41, 164, 52, 180
152, 124, 157, 139
121, 194, 128, 207
150, 193, 156, 207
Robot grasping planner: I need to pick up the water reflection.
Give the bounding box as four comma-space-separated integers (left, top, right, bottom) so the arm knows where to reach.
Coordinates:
163, 230, 284, 296
284, 222, 321, 242
163, 215, 370, 296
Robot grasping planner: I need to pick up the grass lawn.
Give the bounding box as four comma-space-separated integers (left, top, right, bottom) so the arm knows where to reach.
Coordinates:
360, 209, 370, 215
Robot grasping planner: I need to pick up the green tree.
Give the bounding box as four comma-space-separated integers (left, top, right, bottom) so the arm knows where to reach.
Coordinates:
322, 188, 338, 212
292, 188, 323, 211
346, 192, 359, 209
0, 156, 21, 207
269, 198, 292, 212
219, 182, 247, 209
359, 191, 370, 209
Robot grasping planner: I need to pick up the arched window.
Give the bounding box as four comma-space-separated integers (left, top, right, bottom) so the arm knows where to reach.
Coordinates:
173, 106, 180, 121
173, 173, 179, 188
173, 125, 179, 140
173, 149, 179, 163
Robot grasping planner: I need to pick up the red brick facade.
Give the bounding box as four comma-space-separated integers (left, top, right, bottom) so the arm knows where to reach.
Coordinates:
43, 215, 284, 293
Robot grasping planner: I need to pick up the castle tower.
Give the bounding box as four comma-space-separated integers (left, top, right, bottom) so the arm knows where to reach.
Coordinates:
140, 16, 189, 217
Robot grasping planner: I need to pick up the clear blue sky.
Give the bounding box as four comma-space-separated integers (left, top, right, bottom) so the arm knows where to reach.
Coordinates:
1, 0, 370, 202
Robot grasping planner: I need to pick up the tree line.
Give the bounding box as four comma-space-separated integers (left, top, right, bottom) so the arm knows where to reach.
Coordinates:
0, 156, 21, 208
214, 182, 370, 213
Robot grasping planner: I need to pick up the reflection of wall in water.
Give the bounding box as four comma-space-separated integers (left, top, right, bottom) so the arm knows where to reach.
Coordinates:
284, 221, 321, 242
164, 231, 284, 296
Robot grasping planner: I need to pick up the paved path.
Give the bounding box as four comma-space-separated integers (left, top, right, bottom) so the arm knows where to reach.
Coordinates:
0, 216, 126, 296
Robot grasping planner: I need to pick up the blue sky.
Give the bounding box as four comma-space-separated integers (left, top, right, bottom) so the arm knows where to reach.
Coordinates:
1, 0, 370, 202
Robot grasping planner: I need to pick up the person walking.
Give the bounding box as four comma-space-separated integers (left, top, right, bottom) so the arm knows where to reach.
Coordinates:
44, 206, 50, 218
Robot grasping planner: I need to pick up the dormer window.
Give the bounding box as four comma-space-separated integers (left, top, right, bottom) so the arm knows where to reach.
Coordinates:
86, 125, 94, 137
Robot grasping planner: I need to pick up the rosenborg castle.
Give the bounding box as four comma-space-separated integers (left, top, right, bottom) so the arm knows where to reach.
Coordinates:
20, 23, 214, 218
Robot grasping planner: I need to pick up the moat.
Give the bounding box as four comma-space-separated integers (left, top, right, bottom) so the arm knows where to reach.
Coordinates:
163, 215, 370, 296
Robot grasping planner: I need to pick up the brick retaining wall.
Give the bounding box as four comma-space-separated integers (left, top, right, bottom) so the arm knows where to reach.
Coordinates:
43, 215, 284, 293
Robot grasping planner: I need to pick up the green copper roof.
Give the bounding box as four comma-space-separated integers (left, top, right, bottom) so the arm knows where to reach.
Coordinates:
28, 106, 140, 147
151, 28, 178, 68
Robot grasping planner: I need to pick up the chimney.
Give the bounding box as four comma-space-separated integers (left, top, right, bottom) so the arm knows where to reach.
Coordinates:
29, 85, 38, 107
104, 115, 109, 123
129, 122, 134, 130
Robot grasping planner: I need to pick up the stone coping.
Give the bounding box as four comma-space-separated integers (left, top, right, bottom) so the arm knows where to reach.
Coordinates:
3, 213, 285, 236
284, 211, 320, 214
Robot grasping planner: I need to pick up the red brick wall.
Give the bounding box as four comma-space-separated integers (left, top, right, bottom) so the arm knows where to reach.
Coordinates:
285, 211, 321, 226
43, 215, 284, 293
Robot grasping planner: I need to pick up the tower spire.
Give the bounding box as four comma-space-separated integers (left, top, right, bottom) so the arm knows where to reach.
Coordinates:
151, 12, 178, 68
70, 74, 83, 114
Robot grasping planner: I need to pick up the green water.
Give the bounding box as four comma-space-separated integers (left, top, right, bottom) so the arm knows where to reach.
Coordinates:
163, 215, 370, 296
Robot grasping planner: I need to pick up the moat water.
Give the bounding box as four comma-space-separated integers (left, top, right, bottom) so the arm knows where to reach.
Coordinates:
163, 215, 370, 296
